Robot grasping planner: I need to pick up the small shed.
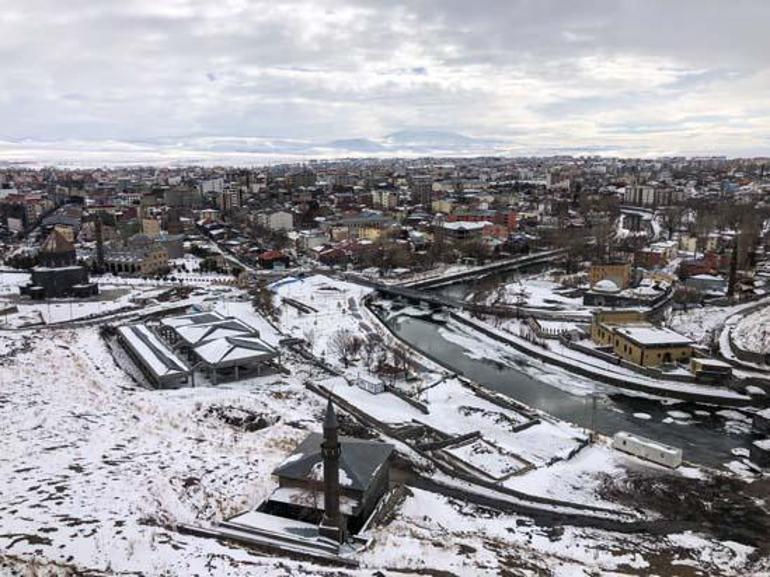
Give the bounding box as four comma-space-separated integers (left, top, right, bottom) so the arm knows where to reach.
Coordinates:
612, 431, 682, 468
690, 357, 732, 384
354, 375, 385, 395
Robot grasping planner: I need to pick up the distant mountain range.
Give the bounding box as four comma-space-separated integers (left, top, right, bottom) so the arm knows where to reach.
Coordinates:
324, 130, 505, 154
2, 130, 641, 168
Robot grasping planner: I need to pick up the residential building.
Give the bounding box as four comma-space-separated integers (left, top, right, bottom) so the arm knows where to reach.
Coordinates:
258, 210, 294, 232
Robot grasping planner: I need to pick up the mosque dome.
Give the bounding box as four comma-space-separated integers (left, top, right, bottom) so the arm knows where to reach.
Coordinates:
593, 279, 620, 294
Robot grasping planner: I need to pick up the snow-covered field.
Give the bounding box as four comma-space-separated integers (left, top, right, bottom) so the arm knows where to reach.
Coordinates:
363, 486, 762, 577
271, 274, 374, 360
484, 274, 584, 310
669, 298, 770, 345
733, 305, 770, 355
0, 324, 337, 575
326, 373, 584, 470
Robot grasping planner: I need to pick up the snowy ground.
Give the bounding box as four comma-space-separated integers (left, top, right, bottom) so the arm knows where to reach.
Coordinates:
2, 273, 769, 576
271, 274, 374, 361
0, 285, 170, 326
363, 486, 764, 577
2, 325, 766, 576
484, 274, 584, 311
733, 305, 770, 355
325, 374, 584, 470
0, 324, 337, 576
669, 297, 770, 345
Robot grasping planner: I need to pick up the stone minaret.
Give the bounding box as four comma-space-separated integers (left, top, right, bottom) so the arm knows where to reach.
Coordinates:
95, 217, 105, 273
319, 398, 344, 543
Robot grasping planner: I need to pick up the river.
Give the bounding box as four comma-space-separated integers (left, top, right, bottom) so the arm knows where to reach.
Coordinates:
376, 267, 755, 468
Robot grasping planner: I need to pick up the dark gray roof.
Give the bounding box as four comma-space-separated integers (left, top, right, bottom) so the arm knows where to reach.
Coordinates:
273, 433, 393, 493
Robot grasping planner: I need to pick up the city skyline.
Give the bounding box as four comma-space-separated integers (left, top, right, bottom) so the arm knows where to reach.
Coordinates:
1, 0, 769, 165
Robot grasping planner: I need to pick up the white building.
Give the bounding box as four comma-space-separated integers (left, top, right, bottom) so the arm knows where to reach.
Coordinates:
295, 229, 328, 252
372, 189, 398, 209
200, 178, 225, 194
258, 210, 294, 232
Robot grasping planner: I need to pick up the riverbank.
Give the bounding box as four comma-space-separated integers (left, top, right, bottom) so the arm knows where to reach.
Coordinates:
449, 311, 752, 407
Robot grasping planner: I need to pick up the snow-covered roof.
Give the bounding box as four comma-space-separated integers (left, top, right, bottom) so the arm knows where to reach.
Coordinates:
691, 358, 731, 368
160, 311, 226, 328
593, 279, 620, 293
194, 335, 277, 366
175, 318, 257, 346
118, 324, 189, 378
273, 433, 393, 493
440, 221, 491, 231
615, 326, 692, 347
614, 431, 681, 457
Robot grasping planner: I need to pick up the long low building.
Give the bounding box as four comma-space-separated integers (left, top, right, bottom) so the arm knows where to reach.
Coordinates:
117, 324, 190, 388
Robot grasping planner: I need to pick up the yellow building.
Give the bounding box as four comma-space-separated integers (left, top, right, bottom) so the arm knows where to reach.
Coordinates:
104, 245, 169, 276
142, 218, 161, 238
589, 262, 631, 289
358, 226, 385, 241
678, 235, 698, 253
591, 311, 692, 367
431, 198, 455, 214
53, 223, 75, 243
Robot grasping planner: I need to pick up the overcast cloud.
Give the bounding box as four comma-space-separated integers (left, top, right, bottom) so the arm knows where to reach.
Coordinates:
0, 0, 768, 164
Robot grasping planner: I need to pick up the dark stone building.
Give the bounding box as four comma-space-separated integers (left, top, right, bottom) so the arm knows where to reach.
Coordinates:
20, 230, 98, 299
264, 401, 393, 537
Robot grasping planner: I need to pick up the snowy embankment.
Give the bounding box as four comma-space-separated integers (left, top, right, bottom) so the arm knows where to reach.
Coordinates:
0, 325, 337, 576
732, 306, 770, 355
452, 312, 751, 405
671, 295, 770, 345
362, 486, 761, 577
716, 298, 770, 375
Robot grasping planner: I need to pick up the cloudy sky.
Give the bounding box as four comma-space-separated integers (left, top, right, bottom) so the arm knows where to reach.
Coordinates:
0, 0, 768, 164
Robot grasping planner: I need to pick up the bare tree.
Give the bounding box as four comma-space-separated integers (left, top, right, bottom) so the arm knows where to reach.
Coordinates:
251, 281, 276, 321
391, 345, 413, 381
329, 328, 364, 368
362, 334, 381, 368
659, 205, 686, 241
